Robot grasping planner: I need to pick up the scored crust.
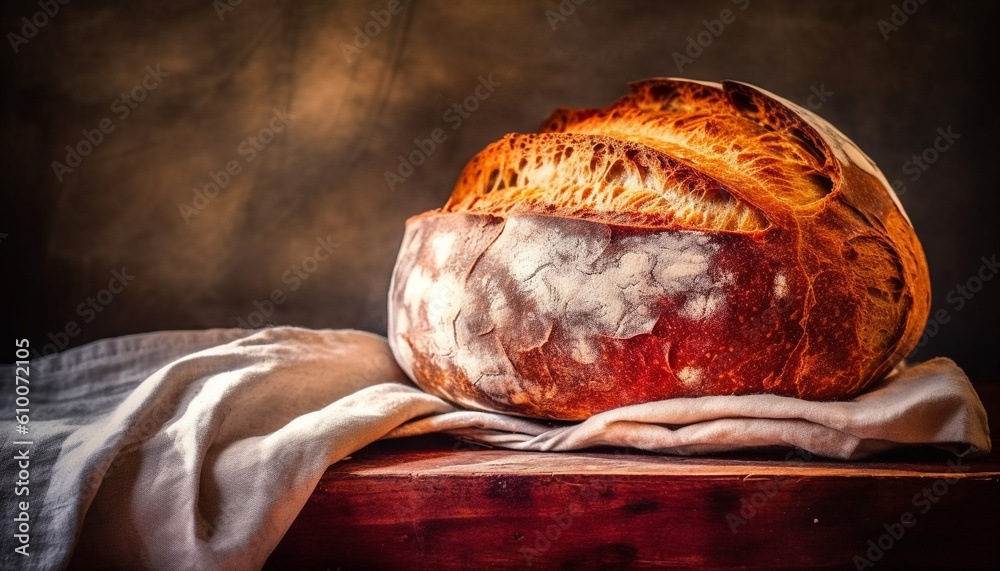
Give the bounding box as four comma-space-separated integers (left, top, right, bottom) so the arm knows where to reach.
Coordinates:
388, 78, 931, 420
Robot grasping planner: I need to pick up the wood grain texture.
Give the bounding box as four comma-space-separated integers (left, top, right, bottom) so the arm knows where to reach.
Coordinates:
265, 384, 999, 570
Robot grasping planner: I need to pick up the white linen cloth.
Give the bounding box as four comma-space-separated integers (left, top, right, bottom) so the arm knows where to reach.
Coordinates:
0, 327, 990, 570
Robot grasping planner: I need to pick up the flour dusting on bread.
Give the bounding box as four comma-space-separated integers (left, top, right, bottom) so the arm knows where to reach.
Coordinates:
388, 78, 931, 420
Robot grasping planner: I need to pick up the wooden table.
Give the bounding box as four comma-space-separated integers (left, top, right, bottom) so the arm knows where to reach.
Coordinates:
266, 385, 999, 570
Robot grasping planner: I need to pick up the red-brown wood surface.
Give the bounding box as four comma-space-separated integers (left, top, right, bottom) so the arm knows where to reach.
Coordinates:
266, 384, 1000, 570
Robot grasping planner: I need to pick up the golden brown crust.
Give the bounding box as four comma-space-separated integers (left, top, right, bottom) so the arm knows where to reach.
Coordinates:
389, 78, 931, 420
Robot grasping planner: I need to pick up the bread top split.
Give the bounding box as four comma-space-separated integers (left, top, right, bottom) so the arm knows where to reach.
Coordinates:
443, 79, 908, 235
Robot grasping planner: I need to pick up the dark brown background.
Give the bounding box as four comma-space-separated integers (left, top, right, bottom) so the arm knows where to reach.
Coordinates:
2, 1, 997, 382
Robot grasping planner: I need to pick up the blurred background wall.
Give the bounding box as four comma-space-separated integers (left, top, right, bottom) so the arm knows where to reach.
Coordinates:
2, 0, 997, 382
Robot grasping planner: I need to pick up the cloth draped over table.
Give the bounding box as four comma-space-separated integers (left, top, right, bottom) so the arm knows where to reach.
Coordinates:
0, 327, 990, 570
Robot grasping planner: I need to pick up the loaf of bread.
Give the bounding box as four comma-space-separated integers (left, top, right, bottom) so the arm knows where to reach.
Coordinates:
388, 78, 930, 420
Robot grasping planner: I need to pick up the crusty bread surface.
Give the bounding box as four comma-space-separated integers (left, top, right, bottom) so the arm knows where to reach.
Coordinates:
388, 78, 931, 420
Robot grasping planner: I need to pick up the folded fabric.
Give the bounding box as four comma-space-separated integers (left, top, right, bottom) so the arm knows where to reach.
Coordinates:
0, 327, 990, 570
389, 356, 992, 458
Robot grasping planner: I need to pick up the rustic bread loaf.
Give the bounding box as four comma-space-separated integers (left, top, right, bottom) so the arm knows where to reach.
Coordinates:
388, 78, 931, 420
